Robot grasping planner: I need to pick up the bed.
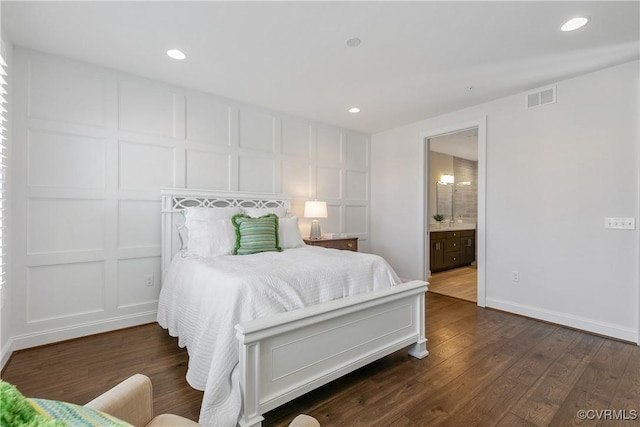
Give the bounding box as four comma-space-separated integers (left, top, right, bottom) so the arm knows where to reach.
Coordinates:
158, 188, 428, 427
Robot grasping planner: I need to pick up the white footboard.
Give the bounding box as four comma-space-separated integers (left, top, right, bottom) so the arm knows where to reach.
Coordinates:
235, 280, 428, 427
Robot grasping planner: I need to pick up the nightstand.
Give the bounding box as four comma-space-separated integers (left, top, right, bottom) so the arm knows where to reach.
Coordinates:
303, 237, 358, 252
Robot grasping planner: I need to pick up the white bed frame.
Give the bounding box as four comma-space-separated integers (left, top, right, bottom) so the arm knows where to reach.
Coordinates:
160, 188, 428, 427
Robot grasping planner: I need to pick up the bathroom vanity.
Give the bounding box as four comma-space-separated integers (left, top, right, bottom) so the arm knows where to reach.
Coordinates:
430, 226, 476, 272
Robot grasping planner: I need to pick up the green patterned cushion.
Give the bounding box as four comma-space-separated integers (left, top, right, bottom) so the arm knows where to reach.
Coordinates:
0, 380, 63, 427
0, 380, 132, 427
232, 213, 282, 255
28, 398, 133, 427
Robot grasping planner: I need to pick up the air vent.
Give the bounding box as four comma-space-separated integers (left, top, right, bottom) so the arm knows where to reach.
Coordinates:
526, 85, 556, 109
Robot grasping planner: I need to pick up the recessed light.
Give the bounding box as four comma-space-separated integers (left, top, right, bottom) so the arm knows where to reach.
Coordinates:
166, 49, 186, 60
561, 17, 590, 32
346, 38, 361, 48
348, 107, 361, 113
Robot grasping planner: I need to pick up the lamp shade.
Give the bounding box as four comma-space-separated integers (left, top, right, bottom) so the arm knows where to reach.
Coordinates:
304, 201, 328, 218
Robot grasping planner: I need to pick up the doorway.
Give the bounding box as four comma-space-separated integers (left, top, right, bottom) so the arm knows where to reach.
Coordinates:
428, 129, 478, 302
418, 118, 486, 306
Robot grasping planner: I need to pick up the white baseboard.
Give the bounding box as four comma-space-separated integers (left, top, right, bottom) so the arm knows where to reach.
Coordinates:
6, 311, 158, 359
1, 337, 14, 370
486, 297, 638, 344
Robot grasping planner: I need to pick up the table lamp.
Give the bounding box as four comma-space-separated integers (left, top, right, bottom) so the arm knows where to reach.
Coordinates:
304, 200, 328, 240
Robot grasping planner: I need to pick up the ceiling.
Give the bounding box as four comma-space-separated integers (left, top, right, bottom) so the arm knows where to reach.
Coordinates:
2, 1, 638, 134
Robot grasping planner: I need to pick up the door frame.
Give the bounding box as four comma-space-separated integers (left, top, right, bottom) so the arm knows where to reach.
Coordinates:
418, 117, 487, 306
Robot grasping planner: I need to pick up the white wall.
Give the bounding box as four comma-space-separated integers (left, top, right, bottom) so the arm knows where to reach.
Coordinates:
371, 61, 639, 342
4, 48, 371, 359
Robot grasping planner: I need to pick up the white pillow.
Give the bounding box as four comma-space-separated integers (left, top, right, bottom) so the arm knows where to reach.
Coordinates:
184, 206, 241, 224
278, 216, 305, 249
241, 206, 287, 218
182, 207, 241, 257
184, 218, 236, 258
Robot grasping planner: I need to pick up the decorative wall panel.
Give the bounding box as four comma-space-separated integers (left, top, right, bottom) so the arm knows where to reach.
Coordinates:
281, 160, 311, 198
117, 257, 161, 309
316, 167, 341, 200
238, 156, 275, 193
118, 200, 162, 249
288, 200, 306, 220
28, 130, 106, 189
186, 94, 230, 145
317, 126, 342, 164
118, 79, 179, 137
239, 109, 275, 152
282, 118, 311, 157
27, 262, 105, 322
119, 141, 175, 190
186, 150, 230, 190
28, 199, 105, 254
346, 133, 368, 171
324, 205, 342, 236
345, 205, 368, 234
28, 56, 107, 127
346, 171, 367, 201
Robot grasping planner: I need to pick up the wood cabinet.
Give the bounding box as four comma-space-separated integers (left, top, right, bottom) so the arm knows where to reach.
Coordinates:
430, 233, 446, 271
430, 229, 475, 272
303, 237, 358, 252
461, 230, 475, 265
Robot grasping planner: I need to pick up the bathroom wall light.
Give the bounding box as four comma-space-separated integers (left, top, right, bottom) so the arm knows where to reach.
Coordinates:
348, 107, 361, 113
439, 174, 455, 184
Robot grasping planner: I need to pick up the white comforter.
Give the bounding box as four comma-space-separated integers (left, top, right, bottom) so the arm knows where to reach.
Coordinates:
157, 246, 401, 426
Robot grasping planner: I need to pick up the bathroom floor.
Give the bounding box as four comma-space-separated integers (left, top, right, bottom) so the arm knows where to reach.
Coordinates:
428, 265, 477, 303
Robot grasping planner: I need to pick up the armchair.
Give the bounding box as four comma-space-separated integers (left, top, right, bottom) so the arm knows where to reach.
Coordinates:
85, 374, 320, 427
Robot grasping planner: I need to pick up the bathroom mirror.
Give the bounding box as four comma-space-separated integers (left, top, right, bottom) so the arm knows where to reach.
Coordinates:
436, 182, 453, 217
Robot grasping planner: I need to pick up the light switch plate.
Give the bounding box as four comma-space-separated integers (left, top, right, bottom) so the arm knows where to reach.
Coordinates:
604, 217, 635, 229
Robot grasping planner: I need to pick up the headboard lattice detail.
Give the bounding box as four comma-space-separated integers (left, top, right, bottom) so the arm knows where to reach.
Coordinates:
170, 197, 287, 211
161, 189, 291, 282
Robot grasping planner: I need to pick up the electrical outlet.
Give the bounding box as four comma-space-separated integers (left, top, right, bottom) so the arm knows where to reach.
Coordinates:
511, 271, 520, 283
144, 274, 154, 287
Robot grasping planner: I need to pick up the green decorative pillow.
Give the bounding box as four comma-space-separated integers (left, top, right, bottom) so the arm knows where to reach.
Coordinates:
232, 213, 282, 255
0, 380, 132, 427
0, 380, 64, 427
29, 398, 132, 427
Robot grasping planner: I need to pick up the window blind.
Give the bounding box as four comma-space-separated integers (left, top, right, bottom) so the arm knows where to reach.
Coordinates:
0, 52, 7, 305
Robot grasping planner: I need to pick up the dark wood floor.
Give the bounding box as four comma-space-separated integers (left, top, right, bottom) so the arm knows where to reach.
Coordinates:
2, 293, 639, 426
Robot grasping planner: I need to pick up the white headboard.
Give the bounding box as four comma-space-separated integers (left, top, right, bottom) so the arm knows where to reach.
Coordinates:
160, 188, 291, 281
